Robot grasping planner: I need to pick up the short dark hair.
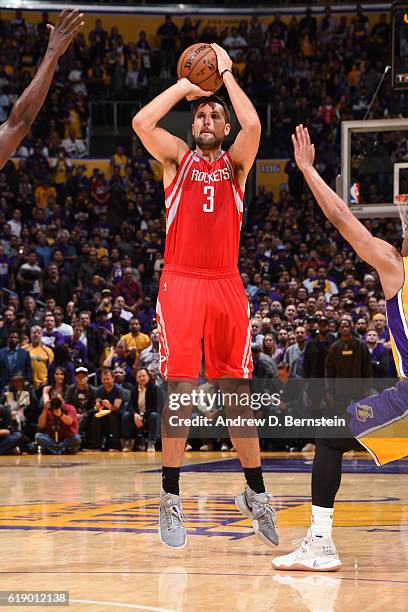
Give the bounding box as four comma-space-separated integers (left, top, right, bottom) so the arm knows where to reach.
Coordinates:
101, 368, 113, 377
192, 95, 231, 124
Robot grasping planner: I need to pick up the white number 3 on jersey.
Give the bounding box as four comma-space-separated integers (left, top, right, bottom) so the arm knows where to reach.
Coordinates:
203, 185, 215, 213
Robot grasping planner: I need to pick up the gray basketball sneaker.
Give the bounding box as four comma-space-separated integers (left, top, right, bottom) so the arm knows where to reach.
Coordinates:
159, 490, 187, 548
235, 486, 279, 547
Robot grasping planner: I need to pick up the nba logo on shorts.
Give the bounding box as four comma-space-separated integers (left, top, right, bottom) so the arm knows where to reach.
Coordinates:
356, 403, 373, 422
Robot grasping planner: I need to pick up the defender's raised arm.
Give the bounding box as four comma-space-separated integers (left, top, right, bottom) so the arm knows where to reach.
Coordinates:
292, 124, 402, 298
0, 8, 84, 170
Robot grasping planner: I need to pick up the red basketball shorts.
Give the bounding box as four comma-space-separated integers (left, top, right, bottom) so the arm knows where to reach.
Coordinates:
156, 264, 253, 380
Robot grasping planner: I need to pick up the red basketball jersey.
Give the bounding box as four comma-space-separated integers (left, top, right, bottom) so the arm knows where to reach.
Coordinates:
163, 149, 244, 269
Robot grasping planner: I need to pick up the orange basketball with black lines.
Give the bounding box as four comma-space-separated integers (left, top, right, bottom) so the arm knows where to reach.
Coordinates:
177, 43, 223, 92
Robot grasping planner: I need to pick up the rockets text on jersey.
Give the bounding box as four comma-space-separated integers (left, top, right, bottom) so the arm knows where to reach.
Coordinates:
163, 149, 244, 270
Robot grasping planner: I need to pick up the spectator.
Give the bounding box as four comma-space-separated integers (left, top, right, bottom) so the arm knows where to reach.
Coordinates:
250, 319, 264, 348
251, 344, 277, 379
36, 395, 81, 454
34, 177, 56, 209
48, 344, 75, 385
122, 367, 161, 452
43, 263, 73, 308
42, 366, 69, 407
326, 318, 372, 408
53, 306, 73, 341
136, 31, 152, 71
79, 311, 104, 372
41, 313, 64, 350
262, 333, 284, 365
0, 329, 32, 393
62, 127, 86, 158
65, 366, 97, 448
0, 400, 23, 455
24, 326, 54, 391
113, 366, 133, 398
223, 27, 248, 60
284, 326, 307, 376
138, 296, 156, 333
121, 317, 150, 366
108, 302, 130, 336
90, 368, 124, 451
372, 313, 390, 347
22, 296, 43, 329
103, 339, 133, 382
113, 267, 144, 311
366, 329, 388, 384
16, 251, 43, 298
125, 61, 148, 100
157, 15, 179, 78
139, 327, 160, 371
66, 324, 88, 366
1, 371, 39, 451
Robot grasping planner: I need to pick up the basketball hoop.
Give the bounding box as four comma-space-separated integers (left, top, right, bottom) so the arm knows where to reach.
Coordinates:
395, 194, 408, 232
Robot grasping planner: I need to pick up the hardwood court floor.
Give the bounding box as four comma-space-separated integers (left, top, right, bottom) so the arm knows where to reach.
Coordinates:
0, 450, 407, 612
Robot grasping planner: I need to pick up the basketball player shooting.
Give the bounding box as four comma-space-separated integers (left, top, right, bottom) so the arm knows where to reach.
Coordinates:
132, 43, 278, 549
0, 9, 84, 170
273, 125, 408, 571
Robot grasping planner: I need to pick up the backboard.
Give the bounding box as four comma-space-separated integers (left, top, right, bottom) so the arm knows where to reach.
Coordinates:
340, 118, 408, 218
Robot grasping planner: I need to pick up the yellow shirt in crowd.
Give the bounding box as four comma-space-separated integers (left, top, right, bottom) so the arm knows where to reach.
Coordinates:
35, 185, 57, 208
121, 332, 151, 363
112, 153, 128, 177
24, 344, 54, 389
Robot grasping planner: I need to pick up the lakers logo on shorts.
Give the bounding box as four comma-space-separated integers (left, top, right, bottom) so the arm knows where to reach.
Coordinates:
356, 403, 374, 422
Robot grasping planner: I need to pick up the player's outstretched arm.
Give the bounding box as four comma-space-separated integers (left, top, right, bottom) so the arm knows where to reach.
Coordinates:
132, 79, 212, 165
292, 124, 400, 276
211, 43, 261, 185
0, 8, 84, 170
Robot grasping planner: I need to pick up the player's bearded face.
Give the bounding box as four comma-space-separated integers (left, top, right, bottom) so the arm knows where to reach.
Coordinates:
192, 104, 230, 150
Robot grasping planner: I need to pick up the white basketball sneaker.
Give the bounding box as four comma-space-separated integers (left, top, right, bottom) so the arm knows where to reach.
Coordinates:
272, 529, 341, 572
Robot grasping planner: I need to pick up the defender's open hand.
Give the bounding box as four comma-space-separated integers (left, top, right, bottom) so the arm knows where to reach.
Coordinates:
47, 8, 85, 57
292, 124, 315, 172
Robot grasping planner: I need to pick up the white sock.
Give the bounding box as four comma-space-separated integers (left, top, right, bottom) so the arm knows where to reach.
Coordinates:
310, 505, 333, 538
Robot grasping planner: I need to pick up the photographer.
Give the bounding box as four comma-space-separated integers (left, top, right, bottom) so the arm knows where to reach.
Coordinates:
35, 395, 81, 454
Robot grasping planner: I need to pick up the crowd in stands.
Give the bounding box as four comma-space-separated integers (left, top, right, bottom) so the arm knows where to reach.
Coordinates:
0, 8, 401, 455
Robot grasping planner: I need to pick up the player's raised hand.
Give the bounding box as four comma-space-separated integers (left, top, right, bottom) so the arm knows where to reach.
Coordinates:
178, 78, 214, 101
210, 43, 233, 75
46, 8, 85, 57
292, 124, 315, 172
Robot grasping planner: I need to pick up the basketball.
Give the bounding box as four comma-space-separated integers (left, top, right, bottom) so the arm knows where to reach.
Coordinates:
177, 43, 223, 92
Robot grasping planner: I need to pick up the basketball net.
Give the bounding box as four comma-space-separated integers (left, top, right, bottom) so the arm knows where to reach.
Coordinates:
395, 194, 408, 233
